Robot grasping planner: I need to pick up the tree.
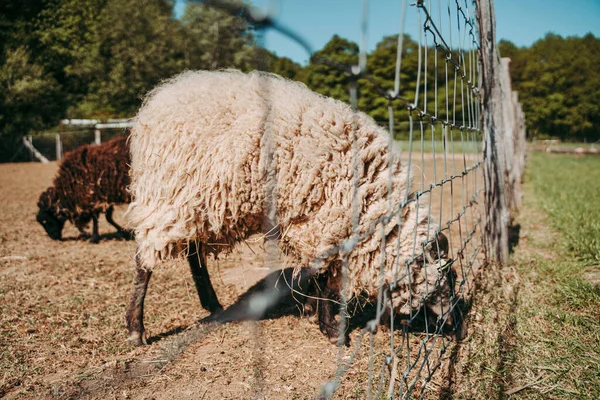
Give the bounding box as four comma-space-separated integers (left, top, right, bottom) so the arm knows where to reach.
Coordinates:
269, 56, 302, 80
76, 0, 187, 117
31, 0, 107, 116
0, 1, 64, 161
297, 35, 359, 104
0, 47, 62, 161
181, 0, 255, 71
508, 33, 600, 141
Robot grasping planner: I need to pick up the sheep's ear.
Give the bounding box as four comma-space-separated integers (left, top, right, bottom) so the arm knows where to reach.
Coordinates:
57, 209, 69, 220
37, 187, 54, 208
432, 232, 449, 260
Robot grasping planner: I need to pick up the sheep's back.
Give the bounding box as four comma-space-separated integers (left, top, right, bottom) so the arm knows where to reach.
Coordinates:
127, 70, 367, 267
50, 136, 130, 220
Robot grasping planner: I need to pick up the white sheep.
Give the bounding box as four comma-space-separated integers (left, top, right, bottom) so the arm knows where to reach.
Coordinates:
125, 70, 459, 346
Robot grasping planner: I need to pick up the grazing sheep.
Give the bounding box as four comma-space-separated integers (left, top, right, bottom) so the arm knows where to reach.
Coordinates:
125, 70, 458, 346
37, 135, 133, 243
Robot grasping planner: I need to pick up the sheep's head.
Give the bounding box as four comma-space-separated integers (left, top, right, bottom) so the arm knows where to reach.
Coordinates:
36, 188, 66, 240
421, 232, 467, 340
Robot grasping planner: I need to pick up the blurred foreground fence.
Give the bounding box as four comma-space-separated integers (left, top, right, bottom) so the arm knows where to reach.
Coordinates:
185, 0, 527, 398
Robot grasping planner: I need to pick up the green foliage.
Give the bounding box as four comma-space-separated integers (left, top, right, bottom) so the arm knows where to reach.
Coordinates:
0, 0, 271, 160
181, 0, 255, 71
503, 34, 600, 141
268, 56, 302, 80
297, 34, 359, 104
32, 0, 107, 115
0, 1, 62, 161
2, 0, 598, 161
364, 34, 469, 138
297, 33, 469, 140
0, 47, 61, 161
79, 0, 188, 116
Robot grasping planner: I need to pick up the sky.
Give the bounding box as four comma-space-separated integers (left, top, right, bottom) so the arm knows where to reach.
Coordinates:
175, 0, 600, 65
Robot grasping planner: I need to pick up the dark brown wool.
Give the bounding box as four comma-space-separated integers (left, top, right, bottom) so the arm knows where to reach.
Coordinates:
37, 135, 131, 241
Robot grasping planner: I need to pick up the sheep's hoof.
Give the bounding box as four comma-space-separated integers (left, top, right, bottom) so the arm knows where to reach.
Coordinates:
329, 334, 350, 347
303, 300, 317, 320
128, 331, 147, 346
320, 322, 349, 347
204, 306, 224, 322
120, 230, 135, 240
210, 304, 224, 314
90, 235, 100, 244
329, 335, 350, 347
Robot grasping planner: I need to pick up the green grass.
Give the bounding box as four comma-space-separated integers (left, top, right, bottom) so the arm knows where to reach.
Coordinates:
528, 152, 600, 263
508, 153, 600, 399
536, 141, 600, 150
452, 151, 600, 399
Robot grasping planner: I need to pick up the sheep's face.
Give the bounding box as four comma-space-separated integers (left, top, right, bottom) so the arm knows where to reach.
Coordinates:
36, 208, 65, 240
424, 268, 467, 340
37, 188, 65, 240
422, 232, 467, 339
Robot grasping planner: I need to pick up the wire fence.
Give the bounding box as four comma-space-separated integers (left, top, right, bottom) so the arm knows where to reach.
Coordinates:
308, 0, 481, 397
141, 0, 526, 399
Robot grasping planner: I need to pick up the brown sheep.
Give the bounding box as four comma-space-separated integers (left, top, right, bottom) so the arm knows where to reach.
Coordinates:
36, 135, 133, 243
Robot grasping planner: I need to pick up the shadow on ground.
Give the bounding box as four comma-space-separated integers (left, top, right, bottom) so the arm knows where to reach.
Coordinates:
185, 267, 466, 342
509, 223, 521, 254
70, 267, 471, 398
59, 230, 133, 243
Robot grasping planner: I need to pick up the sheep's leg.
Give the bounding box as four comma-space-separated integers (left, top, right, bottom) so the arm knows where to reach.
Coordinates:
89, 214, 100, 243
105, 206, 134, 239
318, 273, 348, 345
303, 278, 318, 319
303, 275, 324, 323
76, 226, 90, 239
187, 241, 223, 314
318, 284, 341, 344
126, 256, 152, 346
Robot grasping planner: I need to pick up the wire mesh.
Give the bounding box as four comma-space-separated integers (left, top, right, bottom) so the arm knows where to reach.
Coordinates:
314, 1, 484, 398
188, 0, 487, 398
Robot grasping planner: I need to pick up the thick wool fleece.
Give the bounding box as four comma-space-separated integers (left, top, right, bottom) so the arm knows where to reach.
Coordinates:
39, 135, 130, 230
127, 70, 446, 313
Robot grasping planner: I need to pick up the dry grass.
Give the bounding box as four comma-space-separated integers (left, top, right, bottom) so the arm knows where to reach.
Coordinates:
450, 153, 600, 399
0, 154, 484, 399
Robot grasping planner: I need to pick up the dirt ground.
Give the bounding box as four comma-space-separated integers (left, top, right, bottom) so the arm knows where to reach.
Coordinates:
0, 155, 483, 399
